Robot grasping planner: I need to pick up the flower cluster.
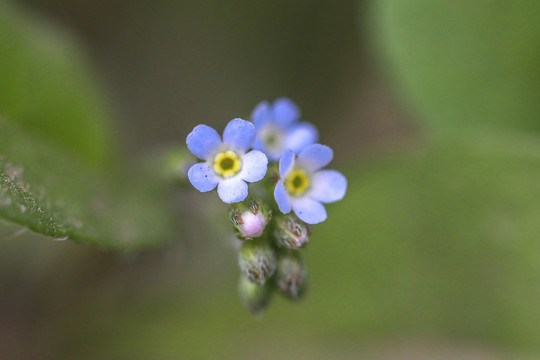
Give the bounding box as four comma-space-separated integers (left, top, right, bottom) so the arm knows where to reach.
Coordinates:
185, 98, 347, 314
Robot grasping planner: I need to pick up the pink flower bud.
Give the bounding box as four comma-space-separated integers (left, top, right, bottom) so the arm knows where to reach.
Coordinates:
238, 211, 267, 238
229, 199, 271, 240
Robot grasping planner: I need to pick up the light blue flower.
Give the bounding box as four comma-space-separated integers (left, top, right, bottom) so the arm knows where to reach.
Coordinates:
252, 98, 318, 162
274, 144, 347, 224
186, 118, 268, 204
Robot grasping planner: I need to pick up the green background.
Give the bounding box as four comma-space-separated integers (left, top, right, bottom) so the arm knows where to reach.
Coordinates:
1, 1, 539, 359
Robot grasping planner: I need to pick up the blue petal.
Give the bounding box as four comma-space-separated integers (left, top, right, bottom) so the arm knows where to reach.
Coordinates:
291, 198, 327, 224
252, 101, 271, 128
272, 98, 300, 128
253, 137, 267, 154
297, 144, 333, 172
223, 118, 255, 152
240, 150, 268, 182
253, 138, 280, 162
186, 124, 222, 160
264, 147, 284, 163
279, 149, 295, 178
284, 122, 318, 153
217, 178, 248, 203
274, 180, 291, 213
187, 162, 219, 192
309, 170, 347, 203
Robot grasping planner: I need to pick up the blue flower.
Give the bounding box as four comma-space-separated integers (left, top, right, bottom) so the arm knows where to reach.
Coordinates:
273, 144, 347, 224
252, 98, 318, 162
186, 118, 268, 204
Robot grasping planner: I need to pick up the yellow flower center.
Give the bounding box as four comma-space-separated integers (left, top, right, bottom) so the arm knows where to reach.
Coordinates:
284, 169, 310, 196
213, 151, 241, 177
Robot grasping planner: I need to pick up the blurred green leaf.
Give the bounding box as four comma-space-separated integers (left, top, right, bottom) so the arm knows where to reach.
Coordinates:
0, 3, 172, 249
373, 1, 540, 132
0, 1, 113, 166
0, 119, 171, 250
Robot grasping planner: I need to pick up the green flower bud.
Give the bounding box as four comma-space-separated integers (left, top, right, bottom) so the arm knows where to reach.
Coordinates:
273, 214, 312, 249
147, 145, 196, 185
238, 239, 277, 285
229, 199, 271, 240
275, 251, 307, 299
238, 274, 273, 314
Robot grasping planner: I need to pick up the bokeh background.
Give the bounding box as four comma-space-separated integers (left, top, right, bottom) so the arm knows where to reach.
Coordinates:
1, 0, 540, 359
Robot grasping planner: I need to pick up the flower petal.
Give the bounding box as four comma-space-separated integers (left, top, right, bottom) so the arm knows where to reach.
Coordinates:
272, 98, 300, 128
309, 170, 347, 203
252, 137, 267, 154
259, 145, 283, 162
253, 138, 282, 162
297, 144, 333, 172
279, 149, 295, 178
239, 150, 268, 182
223, 118, 255, 152
252, 101, 271, 128
187, 162, 219, 192
284, 122, 318, 153
217, 178, 248, 203
291, 197, 327, 224
274, 180, 291, 213
186, 124, 222, 160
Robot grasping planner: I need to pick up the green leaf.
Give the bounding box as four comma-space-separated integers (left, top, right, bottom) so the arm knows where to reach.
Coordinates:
0, 119, 171, 250
373, 1, 540, 132
0, 3, 172, 249
0, 2, 113, 166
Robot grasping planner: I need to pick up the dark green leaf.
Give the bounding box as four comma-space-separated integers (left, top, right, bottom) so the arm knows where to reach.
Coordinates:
0, 119, 171, 250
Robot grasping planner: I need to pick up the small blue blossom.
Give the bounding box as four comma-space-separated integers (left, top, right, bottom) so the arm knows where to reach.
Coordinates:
274, 144, 347, 224
252, 98, 318, 162
186, 118, 268, 204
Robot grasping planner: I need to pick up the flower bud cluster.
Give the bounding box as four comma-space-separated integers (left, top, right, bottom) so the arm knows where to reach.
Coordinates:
183, 98, 347, 314
230, 199, 310, 314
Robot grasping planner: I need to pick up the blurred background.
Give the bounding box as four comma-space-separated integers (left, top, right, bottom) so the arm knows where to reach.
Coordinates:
1, 0, 540, 359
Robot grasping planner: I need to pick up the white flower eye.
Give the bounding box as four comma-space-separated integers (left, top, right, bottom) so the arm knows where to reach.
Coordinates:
260, 125, 284, 152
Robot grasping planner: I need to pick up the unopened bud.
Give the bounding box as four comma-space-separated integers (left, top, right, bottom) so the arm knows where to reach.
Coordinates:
275, 251, 307, 299
273, 214, 312, 249
141, 146, 196, 186
229, 199, 271, 240
238, 274, 273, 314
238, 239, 277, 285
158, 145, 196, 185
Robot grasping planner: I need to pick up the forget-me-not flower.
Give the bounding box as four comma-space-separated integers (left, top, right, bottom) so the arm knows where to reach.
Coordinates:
274, 144, 347, 224
186, 118, 268, 204
252, 98, 318, 162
